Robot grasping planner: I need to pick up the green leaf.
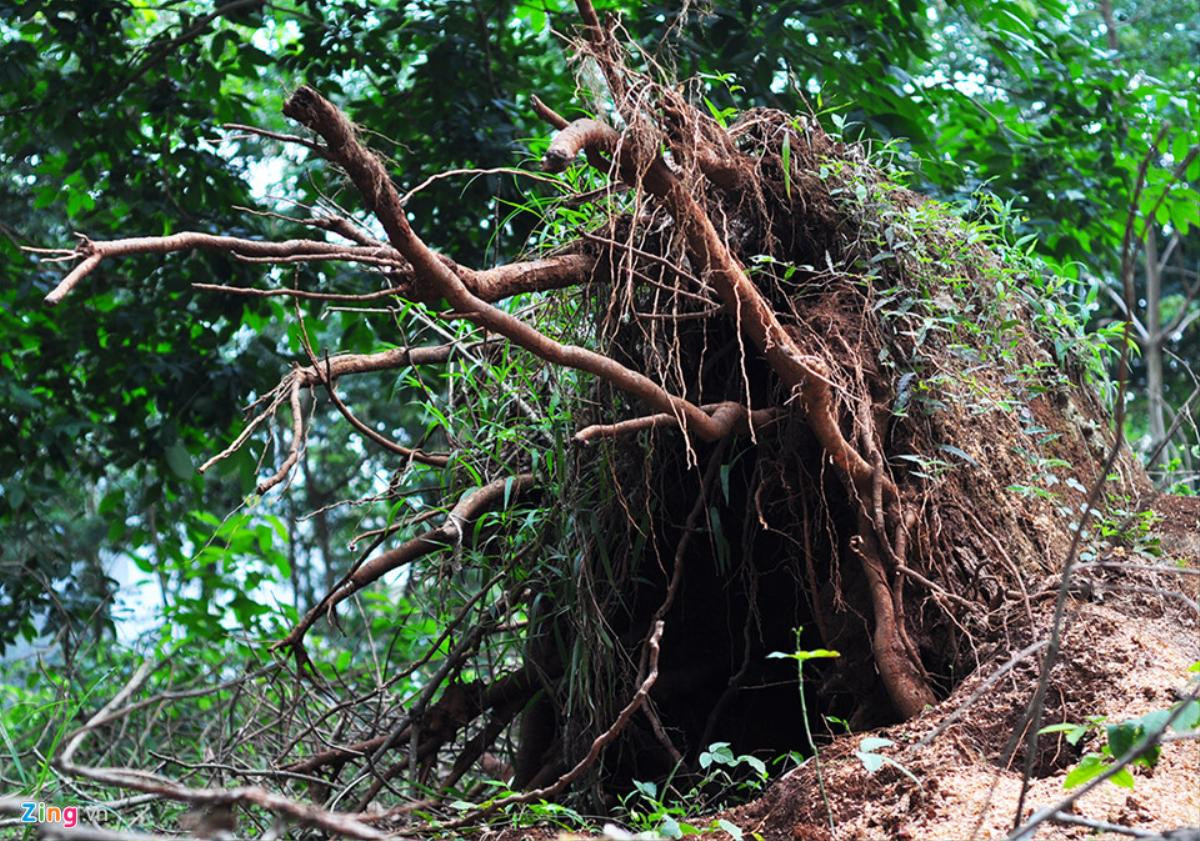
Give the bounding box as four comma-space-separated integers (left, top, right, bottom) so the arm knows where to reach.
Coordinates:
1171, 700, 1200, 732
98, 489, 123, 515
1105, 721, 1139, 760
716, 818, 744, 840
165, 444, 193, 479
937, 444, 978, 466
767, 646, 840, 662
1106, 710, 1165, 770
6, 481, 25, 510
660, 817, 683, 839
855, 750, 885, 773
633, 779, 657, 799
781, 133, 792, 200
699, 742, 735, 769
1137, 709, 1171, 739
1039, 722, 1087, 745
1063, 754, 1106, 789
1110, 766, 1136, 789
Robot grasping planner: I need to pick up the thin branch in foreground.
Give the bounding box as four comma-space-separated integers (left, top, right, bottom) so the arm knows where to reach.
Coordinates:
912, 639, 1049, 750
1009, 126, 1171, 829
1048, 811, 1159, 839
197, 252, 597, 304
52, 662, 389, 839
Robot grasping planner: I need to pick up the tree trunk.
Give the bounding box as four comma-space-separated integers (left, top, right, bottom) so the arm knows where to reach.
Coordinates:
1144, 232, 1170, 466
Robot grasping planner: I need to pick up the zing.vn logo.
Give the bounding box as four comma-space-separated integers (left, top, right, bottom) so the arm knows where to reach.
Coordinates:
20, 801, 79, 828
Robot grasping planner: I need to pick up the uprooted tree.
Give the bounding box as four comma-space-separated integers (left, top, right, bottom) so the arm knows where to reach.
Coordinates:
36, 2, 1154, 829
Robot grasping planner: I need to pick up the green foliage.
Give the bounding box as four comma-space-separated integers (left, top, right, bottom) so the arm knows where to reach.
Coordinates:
617, 748, 764, 840
1039, 667, 1200, 791
768, 631, 840, 832
1082, 502, 1163, 561
853, 737, 919, 786
0, 640, 147, 798
467, 791, 589, 832
436, 741, 767, 839
621, 779, 699, 838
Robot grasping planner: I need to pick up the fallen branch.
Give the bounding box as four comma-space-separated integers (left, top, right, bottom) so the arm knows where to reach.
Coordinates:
1048, 811, 1159, 839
